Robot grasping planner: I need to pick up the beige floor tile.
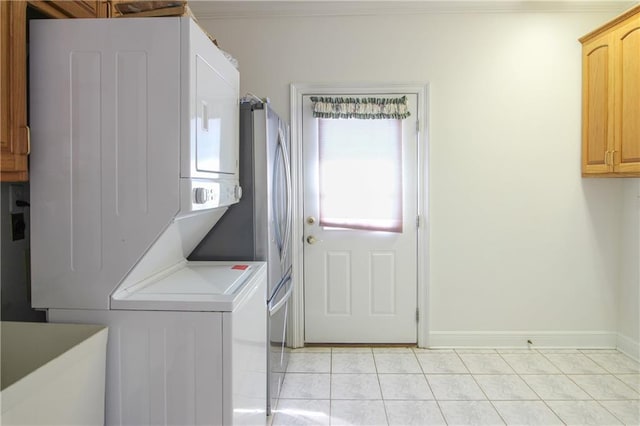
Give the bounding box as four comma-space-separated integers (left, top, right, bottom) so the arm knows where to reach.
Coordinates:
547, 400, 623, 425
378, 374, 434, 400
374, 353, 422, 374
331, 373, 382, 399
272, 399, 331, 426
439, 401, 505, 425
385, 400, 446, 425
331, 400, 387, 425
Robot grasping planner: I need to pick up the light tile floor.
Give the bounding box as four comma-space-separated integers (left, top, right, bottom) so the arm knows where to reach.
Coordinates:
271, 347, 640, 425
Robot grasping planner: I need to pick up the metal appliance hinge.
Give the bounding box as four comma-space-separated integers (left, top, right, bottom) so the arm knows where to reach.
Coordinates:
416, 308, 419, 322
416, 215, 420, 228
416, 120, 420, 133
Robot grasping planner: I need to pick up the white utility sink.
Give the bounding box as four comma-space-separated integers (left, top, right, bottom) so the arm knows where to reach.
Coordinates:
1, 321, 108, 425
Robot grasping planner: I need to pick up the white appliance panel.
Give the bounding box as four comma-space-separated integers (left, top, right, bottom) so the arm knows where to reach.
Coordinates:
134, 264, 253, 294
183, 18, 239, 180
111, 208, 228, 303
195, 56, 237, 175
224, 269, 269, 426
48, 262, 267, 426
30, 18, 182, 310
117, 51, 150, 217
112, 262, 259, 311
71, 51, 102, 275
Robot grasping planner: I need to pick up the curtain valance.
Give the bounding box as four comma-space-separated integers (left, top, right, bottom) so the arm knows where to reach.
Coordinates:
310, 96, 410, 120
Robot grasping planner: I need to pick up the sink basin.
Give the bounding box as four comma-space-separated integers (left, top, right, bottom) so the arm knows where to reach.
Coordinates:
1, 321, 107, 425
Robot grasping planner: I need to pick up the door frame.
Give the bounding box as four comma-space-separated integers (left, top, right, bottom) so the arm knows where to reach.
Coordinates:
289, 83, 430, 348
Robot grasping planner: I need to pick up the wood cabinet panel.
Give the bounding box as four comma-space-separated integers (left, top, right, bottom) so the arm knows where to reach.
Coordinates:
1, 3, 9, 151
27, 1, 106, 18
615, 17, 640, 174
0, 1, 29, 182
581, 5, 640, 177
582, 40, 611, 174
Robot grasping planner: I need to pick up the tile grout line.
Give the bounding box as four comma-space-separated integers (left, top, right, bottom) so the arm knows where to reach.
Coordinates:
411, 347, 450, 425
458, 350, 511, 425
372, 349, 392, 426
329, 347, 333, 424
576, 350, 639, 425
537, 348, 634, 424
498, 350, 568, 425
538, 348, 589, 425
496, 350, 550, 404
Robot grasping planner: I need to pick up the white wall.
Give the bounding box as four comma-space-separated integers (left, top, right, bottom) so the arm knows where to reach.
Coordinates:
199, 7, 634, 347
618, 180, 640, 358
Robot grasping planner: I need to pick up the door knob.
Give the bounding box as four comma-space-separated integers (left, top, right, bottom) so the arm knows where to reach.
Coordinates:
306, 216, 316, 225
306, 235, 318, 244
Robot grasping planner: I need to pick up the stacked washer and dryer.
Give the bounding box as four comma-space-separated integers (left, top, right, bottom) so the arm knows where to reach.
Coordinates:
29, 16, 290, 426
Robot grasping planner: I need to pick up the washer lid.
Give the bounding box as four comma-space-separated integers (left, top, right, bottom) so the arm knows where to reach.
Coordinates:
111, 262, 261, 312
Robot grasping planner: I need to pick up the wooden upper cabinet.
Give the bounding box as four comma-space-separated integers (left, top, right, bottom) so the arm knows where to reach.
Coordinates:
0, 1, 108, 182
28, 1, 109, 18
580, 5, 640, 177
1, 1, 29, 182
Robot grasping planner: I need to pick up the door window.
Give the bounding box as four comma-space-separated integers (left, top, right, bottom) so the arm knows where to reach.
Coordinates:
318, 118, 403, 232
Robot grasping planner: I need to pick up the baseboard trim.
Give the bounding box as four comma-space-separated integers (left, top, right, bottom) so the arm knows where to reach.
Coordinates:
428, 331, 618, 349
617, 333, 640, 361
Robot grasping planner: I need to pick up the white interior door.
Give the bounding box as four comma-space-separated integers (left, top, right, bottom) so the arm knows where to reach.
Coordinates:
302, 94, 418, 343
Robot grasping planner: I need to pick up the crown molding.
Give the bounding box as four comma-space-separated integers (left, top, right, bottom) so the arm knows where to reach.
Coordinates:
188, 1, 639, 20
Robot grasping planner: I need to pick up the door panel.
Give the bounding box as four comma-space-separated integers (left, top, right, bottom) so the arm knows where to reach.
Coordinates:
582, 38, 613, 174
326, 251, 351, 315
371, 251, 396, 315
302, 94, 418, 344
616, 21, 640, 173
